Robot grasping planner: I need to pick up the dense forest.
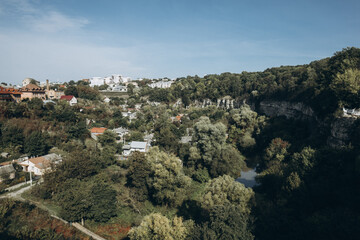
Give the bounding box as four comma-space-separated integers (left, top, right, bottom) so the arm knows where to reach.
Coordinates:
0, 47, 360, 239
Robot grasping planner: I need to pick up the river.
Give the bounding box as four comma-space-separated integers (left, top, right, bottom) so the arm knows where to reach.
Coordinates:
236, 168, 258, 188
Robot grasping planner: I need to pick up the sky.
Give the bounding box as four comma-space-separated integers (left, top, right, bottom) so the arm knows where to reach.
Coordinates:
0, 0, 359, 85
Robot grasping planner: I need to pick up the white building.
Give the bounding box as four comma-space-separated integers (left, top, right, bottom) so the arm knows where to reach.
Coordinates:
22, 78, 40, 87
60, 95, 77, 106
19, 153, 62, 176
121, 111, 137, 121
90, 75, 131, 87
112, 127, 129, 143
104, 97, 111, 103
148, 80, 174, 89
123, 141, 148, 156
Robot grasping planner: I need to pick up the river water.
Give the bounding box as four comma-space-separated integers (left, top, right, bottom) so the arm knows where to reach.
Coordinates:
236, 168, 258, 188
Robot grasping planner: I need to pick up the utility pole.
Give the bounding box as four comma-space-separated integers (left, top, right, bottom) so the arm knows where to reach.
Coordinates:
29, 171, 33, 186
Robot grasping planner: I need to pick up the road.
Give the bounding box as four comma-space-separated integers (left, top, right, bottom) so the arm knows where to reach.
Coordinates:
1, 181, 107, 240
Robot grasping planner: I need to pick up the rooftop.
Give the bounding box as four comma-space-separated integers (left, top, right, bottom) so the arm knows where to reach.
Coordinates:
130, 141, 147, 149
90, 127, 107, 134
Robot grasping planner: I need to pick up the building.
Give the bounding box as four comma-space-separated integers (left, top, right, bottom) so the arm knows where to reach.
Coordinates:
89, 75, 131, 87
112, 127, 129, 143
20, 84, 46, 100
19, 153, 62, 176
90, 127, 107, 140
60, 95, 77, 106
0, 86, 22, 102
46, 90, 65, 99
110, 85, 127, 92
22, 78, 40, 87
123, 141, 148, 156
46, 79, 64, 100
148, 80, 174, 89
104, 97, 111, 103
343, 107, 360, 116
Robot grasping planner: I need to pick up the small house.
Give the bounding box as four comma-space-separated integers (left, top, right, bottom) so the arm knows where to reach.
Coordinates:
104, 97, 111, 103
112, 127, 129, 142
19, 153, 62, 176
60, 95, 77, 106
123, 141, 148, 156
90, 127, 107, 140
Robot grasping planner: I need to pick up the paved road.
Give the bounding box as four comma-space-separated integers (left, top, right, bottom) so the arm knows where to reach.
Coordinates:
0, 184, 33, 200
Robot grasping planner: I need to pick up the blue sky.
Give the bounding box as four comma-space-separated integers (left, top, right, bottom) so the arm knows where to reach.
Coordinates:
0, 0, 359, 85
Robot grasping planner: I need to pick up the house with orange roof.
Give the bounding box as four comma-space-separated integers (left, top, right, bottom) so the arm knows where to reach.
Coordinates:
90, 127, 107, 140
19, 153, 62, 176
0, 86, 22, 102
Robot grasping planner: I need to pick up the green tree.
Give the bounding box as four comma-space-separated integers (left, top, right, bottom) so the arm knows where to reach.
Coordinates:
330, 68, 360, 106
126, 152, 151, 201
57, 180, 91, 223
262, 138, 290, 169
64, 86, 78, 97
190, 116, 245, 178
58, 180, 116, 223
67, 120, 89, 141
200, 175, 254, 215
88, 182, 117, 222
228, 104, 266, 150
128, 213, 189, 240
146, 147, 192, 206
1, 124, 24, 153
191, 204, 254, 240
98, 130, 117, 147
24, 131, 49, 156
126, 130, 144, 142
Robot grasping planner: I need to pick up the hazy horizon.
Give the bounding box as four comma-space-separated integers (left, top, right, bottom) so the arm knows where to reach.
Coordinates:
1, 0, 359, 85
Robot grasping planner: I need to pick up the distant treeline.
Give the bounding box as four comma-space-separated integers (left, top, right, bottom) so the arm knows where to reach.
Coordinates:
144, 47, 360, 118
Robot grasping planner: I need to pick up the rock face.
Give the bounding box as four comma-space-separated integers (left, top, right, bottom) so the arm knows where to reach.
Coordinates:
327, 117, 358, 148
258, 100, 316, 121
189, 97, 358, 148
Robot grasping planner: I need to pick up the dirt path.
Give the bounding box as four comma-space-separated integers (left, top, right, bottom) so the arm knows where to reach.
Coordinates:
1, 183, 107, 240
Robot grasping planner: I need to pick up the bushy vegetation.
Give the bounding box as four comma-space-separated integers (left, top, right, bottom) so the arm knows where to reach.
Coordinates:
0, 47, 360, 239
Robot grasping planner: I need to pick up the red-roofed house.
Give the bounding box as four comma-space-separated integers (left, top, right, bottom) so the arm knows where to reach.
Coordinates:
19, 153, 62, 176
60, 95, 77, 106
0, 86, 22, 102
90, 127, 107, 140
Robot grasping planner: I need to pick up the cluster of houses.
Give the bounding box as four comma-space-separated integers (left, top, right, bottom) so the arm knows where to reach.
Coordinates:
0, 78, 79, 107
89, 74, 139, 93
89, 126, 151, 157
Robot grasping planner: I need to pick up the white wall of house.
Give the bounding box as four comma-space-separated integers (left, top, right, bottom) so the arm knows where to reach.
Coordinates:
69, 97, 77, 106
20, 160, 43, 175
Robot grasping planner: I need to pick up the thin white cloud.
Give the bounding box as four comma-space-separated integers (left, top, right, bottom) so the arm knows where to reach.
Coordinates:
1, 0, 89, 33
0, 32, 146, 84
24, 11, 89, 33
1, 0, 37, 14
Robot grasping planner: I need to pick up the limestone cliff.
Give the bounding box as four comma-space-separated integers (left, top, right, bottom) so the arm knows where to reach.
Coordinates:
189, 97, 358, 148
258, 100, 316, 121
327, 116, 358, 148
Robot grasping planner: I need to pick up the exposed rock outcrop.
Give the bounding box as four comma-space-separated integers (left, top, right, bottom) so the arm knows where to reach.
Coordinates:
327, 116, 358, 148
258, 100, 316, 121
189, 97, 358, 148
